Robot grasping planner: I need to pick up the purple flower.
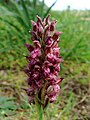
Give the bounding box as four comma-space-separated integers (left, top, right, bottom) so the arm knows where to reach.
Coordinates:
24, 15, 63, 108
30, 48, 41, 58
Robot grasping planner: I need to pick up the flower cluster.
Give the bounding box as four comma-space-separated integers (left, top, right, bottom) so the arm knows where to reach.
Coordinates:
24, 15, 63, 108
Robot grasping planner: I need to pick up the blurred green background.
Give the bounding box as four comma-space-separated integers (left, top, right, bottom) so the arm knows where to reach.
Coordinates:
0, 0, 90, 120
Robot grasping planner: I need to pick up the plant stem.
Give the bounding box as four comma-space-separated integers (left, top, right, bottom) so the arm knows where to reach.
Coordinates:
37, 104, 44, 120
39, 105, 44, 120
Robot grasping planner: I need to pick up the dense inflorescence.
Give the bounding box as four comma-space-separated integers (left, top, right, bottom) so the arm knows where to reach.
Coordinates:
24, 15, 63, 108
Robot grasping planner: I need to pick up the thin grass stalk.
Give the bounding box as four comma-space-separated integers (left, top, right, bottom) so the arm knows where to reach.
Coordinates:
43, 0, 57, 19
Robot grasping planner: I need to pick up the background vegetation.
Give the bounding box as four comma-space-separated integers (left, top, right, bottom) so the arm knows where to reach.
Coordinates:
0, 0, 90, 120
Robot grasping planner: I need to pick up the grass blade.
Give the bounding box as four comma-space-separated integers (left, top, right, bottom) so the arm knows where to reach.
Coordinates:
43, 0, 57, 19
20, 0, 31, 26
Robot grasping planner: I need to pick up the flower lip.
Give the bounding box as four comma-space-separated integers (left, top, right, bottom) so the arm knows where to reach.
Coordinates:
24, 44, 34, 52
30, 48, 41, 58
52, 31, 63, 41
50, 20, 56, 32
33, 40, 41, 48
31, 20, 38, 32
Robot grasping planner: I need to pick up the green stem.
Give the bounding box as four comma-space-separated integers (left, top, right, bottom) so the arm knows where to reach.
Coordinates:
39, 105, 44, 120
37, 104, 44, 120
